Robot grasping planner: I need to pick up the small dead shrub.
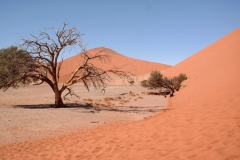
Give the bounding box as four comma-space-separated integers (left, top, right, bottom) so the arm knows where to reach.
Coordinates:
92, 102, 104, 108
134, 96, 143, 101
104, 97, 115, 101
83, 98, 93, 102
92, 100, 114, 108
119, 99, 129, 105
105, 101, 114, 107
128, 91, 135, 96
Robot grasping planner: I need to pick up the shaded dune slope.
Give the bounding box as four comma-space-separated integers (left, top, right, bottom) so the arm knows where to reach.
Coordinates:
59, 47, 171, 83
0, 29, 239, 159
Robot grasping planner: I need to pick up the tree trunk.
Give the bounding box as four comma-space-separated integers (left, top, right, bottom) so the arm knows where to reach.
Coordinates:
54, 90, 64, 107
170, 89, 175, 97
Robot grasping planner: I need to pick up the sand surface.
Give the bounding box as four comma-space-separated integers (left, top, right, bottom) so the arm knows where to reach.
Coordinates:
0, 28, 240, 160
0, 85, 166, 145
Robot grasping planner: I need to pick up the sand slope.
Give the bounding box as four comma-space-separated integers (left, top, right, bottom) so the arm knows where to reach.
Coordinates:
162, 27, 240, 119
59, 47, 171, 82
0, 28, 240, 160
160, 28, 240, 159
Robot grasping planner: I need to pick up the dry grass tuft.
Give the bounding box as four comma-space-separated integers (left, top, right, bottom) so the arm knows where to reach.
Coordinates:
128, 91, 135, 96
119, 99, 130, 105
92, 101, 114, 108
91, 97, 116, 108
83, 98, 93, 102
134, 96, 143, 101
141, 91, 146, 94
105, 101, 114, 107
92, 102, 104, 108
142, 91, 151, 95
104, 97, 115, 101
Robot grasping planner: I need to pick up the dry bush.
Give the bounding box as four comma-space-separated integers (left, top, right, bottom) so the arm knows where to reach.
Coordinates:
105, 101, 114, 107
104, 97, 115, 101
92, 99, 115, 108
147, 71, 187, 96
116, 96, 122, 100
140, 80, 150, 88
92, 102, 104, 108
119, 99, 130, 105
128, 91, 135, 96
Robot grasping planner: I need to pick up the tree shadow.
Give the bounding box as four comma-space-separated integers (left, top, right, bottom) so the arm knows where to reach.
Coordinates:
91, 105, 166, 113
13, 103, 168, 114
13, 103, 92, 109
145, 91, 170, 96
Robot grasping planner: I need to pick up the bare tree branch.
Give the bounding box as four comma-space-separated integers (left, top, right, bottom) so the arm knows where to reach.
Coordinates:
33, 80, 44, 85
57, 58, 63, 82
5, 23, 135, 107
63, 87, 80, 101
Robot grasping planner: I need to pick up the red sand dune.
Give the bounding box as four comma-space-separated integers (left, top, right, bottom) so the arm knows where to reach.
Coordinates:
59, 47, 171, 82
0, 28, 240, 159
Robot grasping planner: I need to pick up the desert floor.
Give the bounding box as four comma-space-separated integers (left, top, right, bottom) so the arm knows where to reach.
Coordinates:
0, 85, 167, 145
0, 29, 239, 160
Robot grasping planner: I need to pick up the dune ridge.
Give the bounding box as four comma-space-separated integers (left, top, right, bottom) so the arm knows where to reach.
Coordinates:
0, 28, 240, 159
59, 47, 171, 82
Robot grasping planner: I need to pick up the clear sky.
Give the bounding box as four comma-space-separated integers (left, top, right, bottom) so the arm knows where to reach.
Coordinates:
1, 0, 239, 65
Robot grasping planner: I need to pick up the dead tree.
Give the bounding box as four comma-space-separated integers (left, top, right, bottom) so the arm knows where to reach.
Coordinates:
20, 23, 133, 107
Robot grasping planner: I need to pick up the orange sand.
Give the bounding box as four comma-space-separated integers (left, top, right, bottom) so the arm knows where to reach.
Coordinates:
0, 28, 240, 159
59, 47, 171, 82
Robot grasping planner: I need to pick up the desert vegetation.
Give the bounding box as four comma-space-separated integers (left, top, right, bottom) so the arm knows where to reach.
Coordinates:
128, 78, 134, 85
80, 90, 142, 108
0, 23, 134, 107
140, 80, 150, 88
0, 46, 38, 90
141, 71, 187, 96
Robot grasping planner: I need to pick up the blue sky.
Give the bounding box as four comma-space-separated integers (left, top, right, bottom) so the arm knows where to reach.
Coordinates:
1, 0, 239, 65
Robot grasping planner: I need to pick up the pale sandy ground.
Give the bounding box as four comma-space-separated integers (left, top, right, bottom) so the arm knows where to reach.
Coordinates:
0, 85, 166, 145
0, 28, 239, 160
